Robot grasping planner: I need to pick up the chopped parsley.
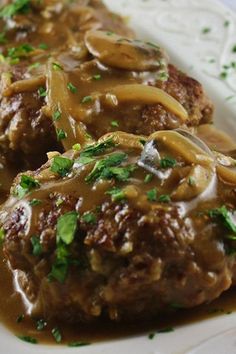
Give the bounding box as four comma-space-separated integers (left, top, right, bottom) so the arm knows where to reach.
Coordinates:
224, 20, 230, 27
52, 327, 62, 343
188, 176, 196, 186
52, 62, 63, 71
92, 74, 101, 80
0, 32, 7, 44
53, 109, 61, 121
16, 314, 24, 323
51, 156, 74, 177
68, 342, 91, 347
36, 319, 47, 331
106, 187, 126, 202
157, 327, 174, 333
38, 86, 47, 97
38, 43, 48, 50
0, 0, 31, 18
67, 82, 77, 93
80, 137, 115, 157
220, 71, 228, 80
148, 333, 155, 340
144, 174, 153, 184
147, 188, 158, 202
18, 335, 37, 344
29, 199, 41, 206
0, 228, 5, 244
72, 143, 81, 151
56, 211, 78, 245
81, 95, 93, 104
208, 205, 236, 234
202, 27, 211, 34
81, 212, 97, 224
8, 43, 34, 59
56, 128, 67, 141
111, 120, 119, 127
232, 45, 236, 53
14, 175, 40, 198
160, 157, 177, 169
28, 62, 40, 71
158, 194, 171, 203
48, 258, 69, 283
31, 236, 43, 257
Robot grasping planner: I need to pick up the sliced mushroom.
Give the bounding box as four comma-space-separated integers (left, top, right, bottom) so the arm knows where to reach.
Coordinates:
85, 30, 168, 71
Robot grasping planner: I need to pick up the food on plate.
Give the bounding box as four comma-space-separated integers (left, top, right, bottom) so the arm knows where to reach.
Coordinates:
1, 131, 236, 324
0, 0, 213, 171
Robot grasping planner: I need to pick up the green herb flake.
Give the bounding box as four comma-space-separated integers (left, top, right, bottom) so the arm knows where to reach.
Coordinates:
0, 0, 31, 18
147, 188, 158, 202
188, 177, 196, 186
81, 212, 97, 224
148, 333, 155, 340
146, 41, 160, 49
38, 43, 48, 50
220, 71, 228, 80
28, 62, 40, 71
139, 139, 146, 146
106, 187, 126, 202
72, 143, 81, 151
52, 327, 62, 343
144, 174, 153, 184
56, 128, 67, 141
92, 74, 101, 80
57, 211, 78, 245
208, 205, 236, 234
48, 258, 69, 283
16, 314, 24, 323
157, 327, 174, 333
29, 199, 42, 206
158, 194, 171, 203
224, 20, 230, 27
68, 342, 91, 347
0, 32, 7, 44
14, 175, 40, 198
31, 236, 43, 257
81, 95, 93, 104
160, 157, 177, 169
53, 109, 61, 121
8, 43, 34, 59
55, 198, 64, 207
232, 45, 236, 53
110, 120, 119, 128
67, 82, 77, 93
38, 86, 47, 97
80, 137, 115, 157
202, 27, 211, 34
0, 228, 5, 244
36, 319, 47, 331
51, 156, 74, 177
18, 335, 37, 344
52, 62, 63, 71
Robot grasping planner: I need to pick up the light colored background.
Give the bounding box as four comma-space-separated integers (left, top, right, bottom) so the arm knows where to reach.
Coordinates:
223, 0, 236, 9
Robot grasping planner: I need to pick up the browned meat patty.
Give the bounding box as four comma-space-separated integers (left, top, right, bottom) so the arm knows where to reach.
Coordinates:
1, 131, 235, 323
0, 1, 213, 170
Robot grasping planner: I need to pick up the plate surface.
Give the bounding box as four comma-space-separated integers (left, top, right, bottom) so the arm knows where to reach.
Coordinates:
2, 0, 236, 353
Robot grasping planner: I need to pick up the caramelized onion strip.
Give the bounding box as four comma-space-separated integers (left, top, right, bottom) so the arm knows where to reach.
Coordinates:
99, 131, 145, 150
3, 76, 46, 97
106, 85, 188, 122
47, 61, 94, 150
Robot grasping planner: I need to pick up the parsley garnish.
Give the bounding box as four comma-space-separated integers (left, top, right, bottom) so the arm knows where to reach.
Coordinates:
68, 342, 91, 347
80, 137, 115, 157
16, 314, 24, 323
81, 95, 93, 104
148, 333, 155, 340
38, 43, 48, 50
188, 177, 196, 186
232, 45, 236, 53
31, 235, 43, 257
14, 175, 40, 198
53, 109, 61, 121
202, 27, 211, 34
38, 86, 47, 97
48, 258, 69, 283
0, 0, 30, 18
0, 228, 5, 244
18, 335, 37, 344
72, 143, 81, 151
111, 120, 119, 127
208, 206, 236, 233
106, 187, 126, 202
8, 43, 34, 59
51, 156, 74, 177
160, 157, 177, 169
52, 62, 63, 71
29, 199, 41, 206
52, 327, 62, 343
56, 211, 78, 245
56, 128, 67, 141
0, 32, 7, 44
144, 174, 153, 183
81, 212, 97, 224
158, 194, 171, 203
157, 327, 174, 333
92, 74, 101, 80
67, 82, 77, 93
147, 188, 158, 202
36, 319, 47, 331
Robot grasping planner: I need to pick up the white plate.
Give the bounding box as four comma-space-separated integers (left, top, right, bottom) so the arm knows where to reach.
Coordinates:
2, 0, 236, 353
